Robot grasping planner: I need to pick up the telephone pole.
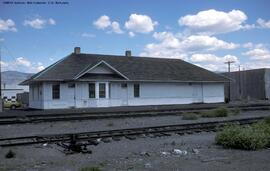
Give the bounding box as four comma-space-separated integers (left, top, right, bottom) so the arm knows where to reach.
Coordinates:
225, 60, 235, 102
238, 65, 242, 100
0, 45, 2, 112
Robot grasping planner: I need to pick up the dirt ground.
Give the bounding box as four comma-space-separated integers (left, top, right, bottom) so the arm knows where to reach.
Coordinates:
1, 132, 270, 171
0, 110, 270, 171
0, 110, 270, 138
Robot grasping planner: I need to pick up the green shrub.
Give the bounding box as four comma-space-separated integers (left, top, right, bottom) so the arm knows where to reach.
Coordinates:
107, 122, 114, 127
182, 113, 199, 120
216, 120, 270, 150
5, 150, 15, 158
230, 108, 241, 115
80, 166, 102, 171
263, 117, 270, 125
201, 107, 228, 118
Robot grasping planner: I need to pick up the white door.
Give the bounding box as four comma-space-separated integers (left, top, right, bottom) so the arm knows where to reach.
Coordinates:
192, 84, 203, 103
120, 83, 128, 106
67, 83, 76, 107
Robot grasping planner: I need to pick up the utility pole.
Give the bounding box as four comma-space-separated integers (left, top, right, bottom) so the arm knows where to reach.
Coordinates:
238, 65, 242, 100
225, 60, 235, 102
0, 45, 2, 112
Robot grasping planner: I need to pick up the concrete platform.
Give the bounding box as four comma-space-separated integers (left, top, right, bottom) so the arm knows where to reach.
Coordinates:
1, 100, 270, 117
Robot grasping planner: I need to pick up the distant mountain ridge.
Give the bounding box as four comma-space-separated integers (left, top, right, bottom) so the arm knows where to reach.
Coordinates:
1, 71, 33, 90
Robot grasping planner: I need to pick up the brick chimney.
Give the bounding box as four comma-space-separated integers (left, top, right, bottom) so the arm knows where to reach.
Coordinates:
125, 50, 131, 57
74, 47, 81, 54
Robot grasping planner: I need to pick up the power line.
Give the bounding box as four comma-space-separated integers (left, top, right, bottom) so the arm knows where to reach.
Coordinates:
224, 60, 235, 73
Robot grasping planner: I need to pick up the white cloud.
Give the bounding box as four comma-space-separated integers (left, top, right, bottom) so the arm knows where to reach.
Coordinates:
1, 57, 45, 73
243, 42, 254, 49
242, 42, 265, 49
81, 32, 96, 38
191, 54, 239, 71
243, 48, 270, 60
125, 14, 158, 33
191, 54, 220, 62
0, 19, 17, 32
140, 30, 241, 72
128, 31, 135, 37
191, 53, 238, 63
36, 62, 45, 71
23, 18, 56, 29
15, 57, 31, 67
93, 15, 123, 34
0, 61, 8, 68
48, 18, 56, 25
93, 15, 111, 29
140, 31, 238, 59
257, 18, 270, 28
180, 35, 238, 51
111, 21, 123, 34
179, 9, 248, 35
243, 61, 270, 70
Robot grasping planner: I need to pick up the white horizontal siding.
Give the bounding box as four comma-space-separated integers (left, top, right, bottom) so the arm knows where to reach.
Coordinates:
29, 82, 225, 109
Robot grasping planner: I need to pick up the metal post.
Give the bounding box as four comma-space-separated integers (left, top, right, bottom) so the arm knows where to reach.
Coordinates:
238, 65, 242, 100
0, 45, 2, 112
225, 61, 235, 102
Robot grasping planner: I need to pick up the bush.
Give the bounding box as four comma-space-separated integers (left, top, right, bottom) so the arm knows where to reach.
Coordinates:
182, 113, 199, 120
216, 119, 270, 150
5, 150, 15, 158
107, 122, 114, 127
80, 166, 102, 171
201, 107, 228, 118
230, 108, 241, 115
263, 117, 270, 125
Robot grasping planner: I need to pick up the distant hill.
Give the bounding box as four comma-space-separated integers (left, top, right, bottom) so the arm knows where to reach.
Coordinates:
1, 71, 33, 91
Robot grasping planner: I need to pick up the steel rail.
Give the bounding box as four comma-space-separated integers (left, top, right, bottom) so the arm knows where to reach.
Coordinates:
0, 116, 265, 147
0, 105, 269, 125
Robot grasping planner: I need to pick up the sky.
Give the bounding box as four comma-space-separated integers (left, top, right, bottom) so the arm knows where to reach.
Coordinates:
0, 0, 270, 73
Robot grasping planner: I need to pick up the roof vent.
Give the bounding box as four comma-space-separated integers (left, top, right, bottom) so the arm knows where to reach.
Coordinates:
125, 50, 131, 57
74, 47, 81, 54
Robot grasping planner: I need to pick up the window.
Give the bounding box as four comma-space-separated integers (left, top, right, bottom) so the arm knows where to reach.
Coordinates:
37, 85, 39, 100
68, 83, 75, 88
121, 83, 127, 88
89, 83, 95, 98
52, 84, 60, 99
134, 84, 140, 98
31, 85, 35, 100
108, 83, 111, 98
99, 83, 106, 98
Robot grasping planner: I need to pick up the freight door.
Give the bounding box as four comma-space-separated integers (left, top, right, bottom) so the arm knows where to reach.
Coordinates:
120, 83, 128, 106
67, 83, 76, 107
192, 83, 203, 103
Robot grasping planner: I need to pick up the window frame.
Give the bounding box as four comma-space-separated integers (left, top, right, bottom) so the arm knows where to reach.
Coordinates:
89, 83, 96, 99
134, 83, 140, 98
99, 83, 106, 98
52, 84, 60, 99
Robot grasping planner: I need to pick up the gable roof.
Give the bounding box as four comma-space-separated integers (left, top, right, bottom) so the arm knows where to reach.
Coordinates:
74, 60, 129, 80
21, 53, 228, 85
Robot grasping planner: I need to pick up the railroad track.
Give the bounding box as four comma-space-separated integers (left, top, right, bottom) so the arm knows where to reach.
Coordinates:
0, 105, 269, 125
0, 116, 265, 147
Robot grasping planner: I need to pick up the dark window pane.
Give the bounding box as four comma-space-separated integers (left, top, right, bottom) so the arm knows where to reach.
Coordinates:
99, 83, 106, 98
134, 84, 140, 98
52, 84, 60, 99
89, 83, 95, 98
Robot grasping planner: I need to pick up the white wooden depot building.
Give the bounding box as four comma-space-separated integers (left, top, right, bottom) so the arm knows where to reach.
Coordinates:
21, 47, 228, 109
